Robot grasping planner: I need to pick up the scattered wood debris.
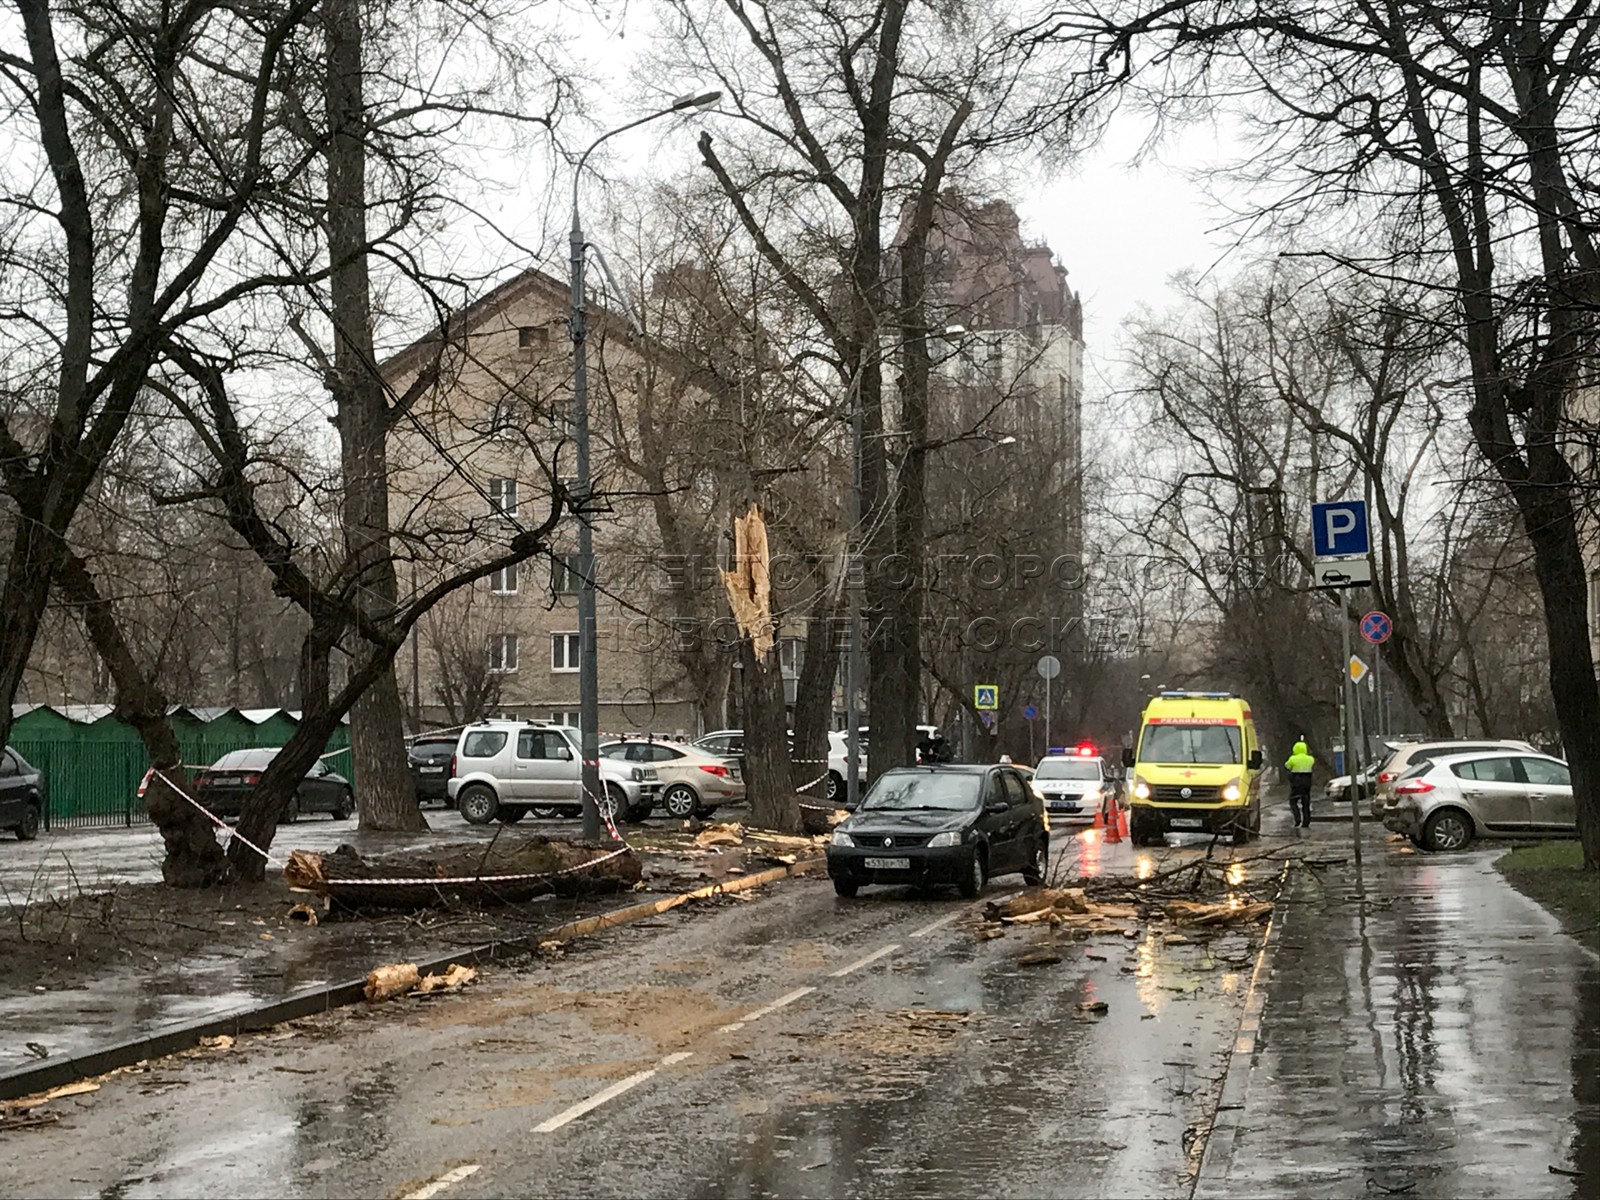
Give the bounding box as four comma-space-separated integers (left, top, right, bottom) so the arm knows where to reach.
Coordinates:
286, 903, 320, 926
364, 962, 421, 1001
1078, 1000, 1109, 1015
1162, 900, 1273, 927
1017, 949, 1064, 967
414, 963, 477, 995
694, 824, 746, 848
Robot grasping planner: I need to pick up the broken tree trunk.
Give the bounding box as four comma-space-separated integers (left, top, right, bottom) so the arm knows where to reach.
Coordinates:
284, 837, 641, 909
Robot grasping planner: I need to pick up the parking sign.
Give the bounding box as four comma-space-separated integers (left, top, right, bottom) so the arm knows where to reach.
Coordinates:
1311, 500, 1370, 558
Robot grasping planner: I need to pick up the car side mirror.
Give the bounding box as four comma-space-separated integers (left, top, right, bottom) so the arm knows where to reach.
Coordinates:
554, 745, 573, 761
1248, 749, 1263, 770
1121, 748, 1135, 769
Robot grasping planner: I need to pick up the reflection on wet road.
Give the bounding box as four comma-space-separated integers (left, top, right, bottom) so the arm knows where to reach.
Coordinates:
1199, 833, 1600, 1199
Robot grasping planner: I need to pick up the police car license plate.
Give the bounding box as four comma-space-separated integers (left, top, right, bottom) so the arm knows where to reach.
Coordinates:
1170, 817, 1204, 829
421, 766, 444, 774
863, 857, 910, 870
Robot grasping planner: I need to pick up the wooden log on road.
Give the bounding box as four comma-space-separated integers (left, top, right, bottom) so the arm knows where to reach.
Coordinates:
284, 837, 642, 910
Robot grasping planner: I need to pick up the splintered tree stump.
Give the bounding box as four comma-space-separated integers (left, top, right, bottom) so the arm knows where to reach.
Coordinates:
284, 837, 641, 910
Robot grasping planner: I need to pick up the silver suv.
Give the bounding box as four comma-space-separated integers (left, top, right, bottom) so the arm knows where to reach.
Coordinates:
447, 721, 660, 826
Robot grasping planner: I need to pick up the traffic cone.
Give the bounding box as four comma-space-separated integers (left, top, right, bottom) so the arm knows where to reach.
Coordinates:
1104, 796, 1124, 844
1092, 805, 1106, 832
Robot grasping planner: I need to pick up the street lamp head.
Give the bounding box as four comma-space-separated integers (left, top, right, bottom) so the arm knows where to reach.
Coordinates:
672, 90, 723, 112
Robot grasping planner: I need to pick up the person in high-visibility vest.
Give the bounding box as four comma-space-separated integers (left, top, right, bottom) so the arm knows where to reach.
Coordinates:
1285, 739, 1316, 831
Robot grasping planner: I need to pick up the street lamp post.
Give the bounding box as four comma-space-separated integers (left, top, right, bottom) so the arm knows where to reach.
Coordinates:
568, 90, 719, 842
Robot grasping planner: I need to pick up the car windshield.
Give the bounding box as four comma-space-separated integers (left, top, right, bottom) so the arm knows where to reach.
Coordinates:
859, 772, 982, 812
1034, 759, 1100, 781
1139, 724, 1242, 764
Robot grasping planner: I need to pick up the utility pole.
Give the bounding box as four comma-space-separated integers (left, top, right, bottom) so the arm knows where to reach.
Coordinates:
566, 92, 719, 841
1341, 589, 1364, 877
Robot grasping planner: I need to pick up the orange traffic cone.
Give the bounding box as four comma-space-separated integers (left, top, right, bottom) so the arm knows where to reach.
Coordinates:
1104, 797, 1124, 843
1092, 805, 1106, 832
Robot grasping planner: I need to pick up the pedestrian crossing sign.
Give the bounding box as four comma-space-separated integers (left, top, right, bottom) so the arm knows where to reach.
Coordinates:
974, 684, 999, 711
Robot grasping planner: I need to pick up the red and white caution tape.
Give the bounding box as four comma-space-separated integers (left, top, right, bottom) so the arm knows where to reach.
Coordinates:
299, 845, 633, 888
151, 769, 282, 867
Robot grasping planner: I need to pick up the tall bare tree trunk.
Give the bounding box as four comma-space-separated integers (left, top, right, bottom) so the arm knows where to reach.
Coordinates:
325, 0, 422, 832
741, 637, 800, 833
790, 598, 841, 793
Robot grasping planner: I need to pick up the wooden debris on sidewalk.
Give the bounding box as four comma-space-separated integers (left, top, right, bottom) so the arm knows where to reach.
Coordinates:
1162, 899, 1273, 926
415, 963, 477, 995
364, 963, 420, 1001
693, 823, 746, 848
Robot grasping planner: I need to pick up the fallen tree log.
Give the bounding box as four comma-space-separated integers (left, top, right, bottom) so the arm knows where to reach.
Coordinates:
984, 887, 1090, 922
284, 837, 642, 910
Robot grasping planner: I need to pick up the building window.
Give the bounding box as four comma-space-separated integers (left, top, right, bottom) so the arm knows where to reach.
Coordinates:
488, 476, 517, 517
551, 553, 583, 595
486, 393, 518, 439
489, 563, 518, 595
488, 633, 518, 673
518, 325, 550, 349
551, 710, 580, 727
551, 632, 581, 672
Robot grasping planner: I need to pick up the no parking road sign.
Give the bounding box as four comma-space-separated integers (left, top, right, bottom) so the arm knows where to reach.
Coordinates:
1361, 611, 1392, 644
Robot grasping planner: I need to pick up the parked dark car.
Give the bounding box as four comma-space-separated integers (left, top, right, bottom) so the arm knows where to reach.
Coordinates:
194, 748, 355, 822
408, 732, 459, 807
1, 747, 45, 840
826, 765, 1048, 899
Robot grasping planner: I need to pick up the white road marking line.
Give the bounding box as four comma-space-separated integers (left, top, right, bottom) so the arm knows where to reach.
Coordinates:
910, 912, 961, 938
828, 943, 901, 977
402, 1164, 481, 1200
533, 1052, 693, 1133
742, 985, 815, 1021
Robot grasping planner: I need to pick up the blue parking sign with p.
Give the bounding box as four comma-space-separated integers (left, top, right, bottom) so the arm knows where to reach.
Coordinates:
1311, 500, 1370, 558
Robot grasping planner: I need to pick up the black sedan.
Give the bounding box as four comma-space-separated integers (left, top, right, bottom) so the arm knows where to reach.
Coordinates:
1, 746, 45, 840
408, 732, 459, 807
194, 748, 355, 822
826, 765, 1048, 899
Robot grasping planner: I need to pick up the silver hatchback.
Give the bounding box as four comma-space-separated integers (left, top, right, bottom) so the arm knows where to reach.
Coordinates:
1383, 750, 1572, 851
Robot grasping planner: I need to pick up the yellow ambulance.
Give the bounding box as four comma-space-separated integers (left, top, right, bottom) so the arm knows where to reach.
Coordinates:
1119, 691, 1263, 845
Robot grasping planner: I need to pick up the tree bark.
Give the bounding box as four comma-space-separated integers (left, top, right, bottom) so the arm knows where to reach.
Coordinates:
741, 636, 801, 834
324, 0, 422, 833
790, 600, 841, 793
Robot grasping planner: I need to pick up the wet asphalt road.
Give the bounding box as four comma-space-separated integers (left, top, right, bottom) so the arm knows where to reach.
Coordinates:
0, 828, 1262, 1200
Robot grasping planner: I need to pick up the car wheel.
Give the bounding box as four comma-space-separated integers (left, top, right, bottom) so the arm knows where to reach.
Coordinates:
826, 771, 844, 802
1129, 811, 1158, 846
957, 847, 987, 899
833, 877, 859, 898
499, 807, 526, 824
596, 787, 620, 821
1422, 808, 1473, 852
280, 797, 299, 825
1021, 837, 1048, 885
458, 785, 498, 825
662, 783, 700, 820
531, 805, 561, 819
16, 803, 40, 841
332, 789, 354, 821
619, 786, 652, 824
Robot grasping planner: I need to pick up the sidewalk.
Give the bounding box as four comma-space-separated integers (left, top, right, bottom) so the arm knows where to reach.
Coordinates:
1197, 826, 1600, 1198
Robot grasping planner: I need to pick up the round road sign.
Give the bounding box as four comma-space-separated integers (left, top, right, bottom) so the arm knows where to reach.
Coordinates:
1023, 704, 1039, 720
1036, 655, 1062, 680
1360, 611, 1392, 644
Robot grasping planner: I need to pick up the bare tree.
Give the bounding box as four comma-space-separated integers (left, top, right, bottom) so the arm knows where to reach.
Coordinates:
1054, 0, 1600, 863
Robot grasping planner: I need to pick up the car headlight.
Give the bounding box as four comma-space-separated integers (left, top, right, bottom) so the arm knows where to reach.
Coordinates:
631, 767, 645, 782
831, 829, 854, 847
927, 830, 962, 847
1133, 780, 1151, 800
1083, 787, 1102, 803
1222, 780, 1242, 802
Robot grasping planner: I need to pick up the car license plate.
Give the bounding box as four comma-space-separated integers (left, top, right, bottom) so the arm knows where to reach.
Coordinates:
215, 775, 241, 786
1170, 817, 1204, 829
1049, 802, 1081, 813
863, 857, 910, 870
421, 765, 444, 774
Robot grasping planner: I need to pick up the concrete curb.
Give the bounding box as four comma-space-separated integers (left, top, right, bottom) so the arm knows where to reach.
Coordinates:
1190, 859, 1292, 1199
0, 854, 824, 1103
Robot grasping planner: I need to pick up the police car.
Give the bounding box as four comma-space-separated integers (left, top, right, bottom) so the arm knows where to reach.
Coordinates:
1030, 744, 1108, 824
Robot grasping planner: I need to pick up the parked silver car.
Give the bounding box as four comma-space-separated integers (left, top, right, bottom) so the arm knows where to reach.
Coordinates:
1383, 749, 1573, 851
1370, 738, 1537, 819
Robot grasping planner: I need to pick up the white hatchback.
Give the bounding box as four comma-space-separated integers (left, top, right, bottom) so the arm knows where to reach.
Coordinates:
601, 738, 745, 819
1383, 749, 1573, 851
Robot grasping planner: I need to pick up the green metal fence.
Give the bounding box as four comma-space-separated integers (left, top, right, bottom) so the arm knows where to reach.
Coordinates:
11, 708, 352, 830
